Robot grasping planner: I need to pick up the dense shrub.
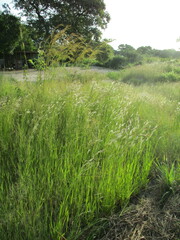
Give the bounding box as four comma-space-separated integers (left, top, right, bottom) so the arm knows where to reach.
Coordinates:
159, 72, 180, 82
106, 56, 126, 69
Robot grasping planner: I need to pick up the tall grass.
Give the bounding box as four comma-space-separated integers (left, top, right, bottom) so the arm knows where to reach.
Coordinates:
0, 71, 179, 239
120, 81, 180, 195
107, 62, 180, 84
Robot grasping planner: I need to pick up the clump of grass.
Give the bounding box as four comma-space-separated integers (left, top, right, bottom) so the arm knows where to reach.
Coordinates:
120, 62, 180, 85
157, 162, 179, 191
134, 82, 180, 164
42, 66, 106, 83
0, 70, 179, 240
0, 73, 157, 240
106, 71, 121, 81
159, 71, 180, 82
92, 190, 180, 240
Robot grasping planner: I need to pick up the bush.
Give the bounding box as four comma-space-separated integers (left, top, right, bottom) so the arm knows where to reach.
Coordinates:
107, 71, 121, 80
121, 63, 180, 85
106, 56, 126, 69
159, 72, 180, 82
96, 42, 114, 66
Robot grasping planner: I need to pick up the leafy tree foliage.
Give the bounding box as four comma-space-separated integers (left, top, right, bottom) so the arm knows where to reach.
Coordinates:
137, 46, 153, 55
0, 14, 37, 56
13, 0, 110, 42
106, 55, 126, 69
118, 44, 135, 53
117, 44, 142, 64
153, 49, 180, 58
0, 11, 36, 55
96, 40, 114, 65
0, 13, 21, 54
1, 3, 11, 14
16, 24, 37, 52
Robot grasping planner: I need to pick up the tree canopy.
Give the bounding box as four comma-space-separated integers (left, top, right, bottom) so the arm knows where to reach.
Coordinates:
96, 40, 114, 65
0, 11, 37, 55
13, 0, 110, 42
0, 13, 21, 54
137, 46, 153, 55
117, 44, 142, 64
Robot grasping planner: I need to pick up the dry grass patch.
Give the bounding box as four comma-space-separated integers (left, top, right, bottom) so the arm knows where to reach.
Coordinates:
96, 185, 180, 240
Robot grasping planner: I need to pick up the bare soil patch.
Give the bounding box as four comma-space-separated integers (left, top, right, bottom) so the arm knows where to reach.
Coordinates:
83, 183, 180, 240
99, 193, 180, 240
0, 66, 113, 82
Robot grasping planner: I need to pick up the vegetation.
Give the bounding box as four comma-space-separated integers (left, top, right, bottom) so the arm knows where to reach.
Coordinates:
95, 40, 114, 66
1, 4, 180, 70
13, 0, 110, 42
107, 61, 180, 84
0, 1, 179, 239
0, 66, 179, 239
0, 13, 21, 54
0, 11, 37, 54
103, 45, 180, 70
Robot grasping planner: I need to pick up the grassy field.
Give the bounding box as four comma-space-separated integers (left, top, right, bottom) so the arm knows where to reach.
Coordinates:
0, 64, 179, 239
107, 61, 180, 84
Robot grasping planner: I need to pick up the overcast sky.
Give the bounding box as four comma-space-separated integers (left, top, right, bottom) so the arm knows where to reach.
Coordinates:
1, 0, 180, 50
103, 0, 180, 50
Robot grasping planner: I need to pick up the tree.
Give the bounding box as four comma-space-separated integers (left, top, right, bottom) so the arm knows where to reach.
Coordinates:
106, 55, 126, 69
0, 12, 21, 54
117, 44, 142, 64
0, 11, 37, 54
13, 0, 110, 42
153, 49, 177, 58
118, 44, 135, 53
137, 46, 153, 55
16, 24, 37, 52
96, 40, 114, 65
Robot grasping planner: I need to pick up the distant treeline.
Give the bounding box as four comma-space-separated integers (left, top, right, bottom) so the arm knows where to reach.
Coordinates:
96, 44, 180, 69
1, 10, 180, 70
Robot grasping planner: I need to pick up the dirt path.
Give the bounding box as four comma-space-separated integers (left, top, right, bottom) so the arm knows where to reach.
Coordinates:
0, 67, 114, 82
0, 69, 43, 82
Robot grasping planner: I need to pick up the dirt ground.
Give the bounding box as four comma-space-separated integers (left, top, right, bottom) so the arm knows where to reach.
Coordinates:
0, 69, 40, 81
0, 66, 113, 82
79, 182, 180, 240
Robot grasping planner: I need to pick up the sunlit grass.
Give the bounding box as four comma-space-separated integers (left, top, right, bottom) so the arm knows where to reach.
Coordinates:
107, 62, 180, 85
0, 71, 179, 239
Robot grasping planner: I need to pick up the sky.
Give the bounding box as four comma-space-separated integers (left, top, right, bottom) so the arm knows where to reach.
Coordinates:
102, 0, 180, 50
1, 0, 180, 50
